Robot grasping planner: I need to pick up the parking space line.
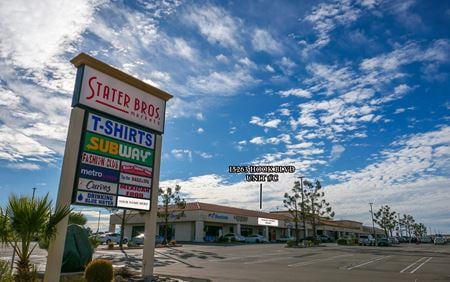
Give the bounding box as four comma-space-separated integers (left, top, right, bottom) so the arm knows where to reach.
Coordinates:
288, 254, 353, 267
209, 252, 288, 262
410, 257, 432, 274
244, 256, 293, 265
400, 257, 427, 273
347, 255, 391, 270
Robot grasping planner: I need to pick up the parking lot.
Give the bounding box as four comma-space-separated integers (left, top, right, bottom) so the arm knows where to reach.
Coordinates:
148, 243, 450, 281
1, 243, 449, 281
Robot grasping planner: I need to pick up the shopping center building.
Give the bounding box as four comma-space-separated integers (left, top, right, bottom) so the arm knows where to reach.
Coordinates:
109, 202, 383, 242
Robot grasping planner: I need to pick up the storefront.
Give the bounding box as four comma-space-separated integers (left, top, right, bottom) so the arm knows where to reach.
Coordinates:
109, 202, 381, 242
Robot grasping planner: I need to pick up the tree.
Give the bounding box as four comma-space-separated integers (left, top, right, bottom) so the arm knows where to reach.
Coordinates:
0, 194, 70, 281
68, 211, 87, 226
400, 214, 415, 239
283, 181, 308, 246
158, 185, 186, 244
107, 209, 137, 249
373, 205, 397, 237
303, 180, 335, 240
413, 222, 427, 237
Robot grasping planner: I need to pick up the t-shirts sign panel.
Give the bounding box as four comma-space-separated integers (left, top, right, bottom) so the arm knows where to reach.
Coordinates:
73, 65, 166, 133
72, 111, 155, 211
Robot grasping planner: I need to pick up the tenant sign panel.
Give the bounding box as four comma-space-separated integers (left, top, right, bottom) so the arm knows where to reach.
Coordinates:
72, 111, 155, 211
258, 217, 279, 227
73, 65, 166, 133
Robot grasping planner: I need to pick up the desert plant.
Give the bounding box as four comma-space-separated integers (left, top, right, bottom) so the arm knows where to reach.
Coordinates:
0, 194, 71, 281
85, 259, 113, 282
286, 240, 296, 247
0, 260, 13, 282
88, 236, 100, 250
337, 239, 348, 245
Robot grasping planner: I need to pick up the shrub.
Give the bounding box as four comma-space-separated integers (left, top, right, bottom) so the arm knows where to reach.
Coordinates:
169, 240, 177, 246
84, 259, 113, 282
0, 260, 13, 282
286, 240, 296, 247
337, 239, 347, 245
89, 236, 100, 250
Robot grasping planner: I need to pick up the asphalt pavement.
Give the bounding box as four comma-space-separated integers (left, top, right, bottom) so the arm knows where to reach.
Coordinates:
1, 242, 449, 281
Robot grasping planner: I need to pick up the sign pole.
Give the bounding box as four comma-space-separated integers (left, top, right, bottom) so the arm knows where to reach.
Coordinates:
142, 134, 162, 280
44, 108, 85, 282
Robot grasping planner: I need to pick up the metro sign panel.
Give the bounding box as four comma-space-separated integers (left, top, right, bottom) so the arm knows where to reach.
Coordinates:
73, 65, 166, 133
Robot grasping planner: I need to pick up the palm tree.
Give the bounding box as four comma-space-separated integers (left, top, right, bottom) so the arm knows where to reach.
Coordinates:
0, 194, 71, 281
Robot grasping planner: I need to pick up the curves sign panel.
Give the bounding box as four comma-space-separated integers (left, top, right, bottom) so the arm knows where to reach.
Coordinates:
72, 111, 155, 211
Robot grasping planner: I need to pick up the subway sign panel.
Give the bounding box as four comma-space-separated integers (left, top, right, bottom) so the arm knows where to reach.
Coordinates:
72, 111, 155, 211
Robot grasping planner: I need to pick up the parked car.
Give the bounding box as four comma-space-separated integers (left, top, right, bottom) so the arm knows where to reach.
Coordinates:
299, 236, 315, 242
245, 234, 268, 243
377, 238, 391, 246
277, 235, 295, 242
358, 234, 375, 246
420, 236, 433, 243
222, 233, 246, 243
130, 234, 165, 245
98, 232, 128, 244
319, 235, 333, 242
433, 236, 446, 245
388, 237, 399, 244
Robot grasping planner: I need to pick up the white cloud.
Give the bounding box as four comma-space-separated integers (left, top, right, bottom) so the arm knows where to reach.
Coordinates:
326, 126, 450, 231
265, 64, 275, 73
216, 54, 228, 63
0, 0, 99, 70
264, 119, 281, 128
394, 84, 412, 95
250, 116, 281, 128
197, 128, 204, 134
171, 149, 193, 161
330, 144, 345, 162
197, 151, 213, 159
6, 163, 41, 170
251, 28, 282, 54
394, 108, 406, 114
184, 4, 241, 49
173, 37, 196, 61
196, 113, 205, 121
249, 136, 265, 145
360, 40, 450, 72
302, 0, 361, 54
279, 57, 296, 75
0, 125, 57, 163
278, 88, 312, 98
188, 68, 257, 96
238, 57, 257, 69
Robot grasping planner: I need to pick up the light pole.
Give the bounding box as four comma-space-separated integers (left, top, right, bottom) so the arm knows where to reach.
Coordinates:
96, 210, 101, 234
32, 187, 36, 201
369, 203, 376, 245
298, 176, 307, 239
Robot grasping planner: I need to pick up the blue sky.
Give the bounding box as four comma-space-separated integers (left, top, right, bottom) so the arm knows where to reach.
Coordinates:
0, 0, 449, 233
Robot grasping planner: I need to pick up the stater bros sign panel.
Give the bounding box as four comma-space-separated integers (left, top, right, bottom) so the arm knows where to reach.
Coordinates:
73, 65, 166, 133
72, 111, 155, 211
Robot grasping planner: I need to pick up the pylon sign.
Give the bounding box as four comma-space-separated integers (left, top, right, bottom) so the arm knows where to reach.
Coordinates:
69, 53, 171, 211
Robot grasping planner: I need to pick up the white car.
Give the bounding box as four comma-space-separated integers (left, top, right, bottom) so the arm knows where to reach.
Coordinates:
98, 232, 128, 244
434, 236, 446, 245
245, 234, 268, 243
358, 234, 375, 246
